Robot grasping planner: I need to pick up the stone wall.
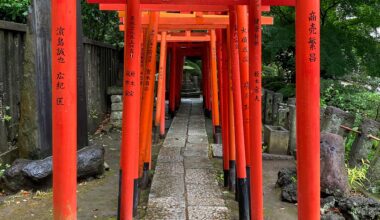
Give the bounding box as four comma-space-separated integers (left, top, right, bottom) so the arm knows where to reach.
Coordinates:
108, 87, 123, 128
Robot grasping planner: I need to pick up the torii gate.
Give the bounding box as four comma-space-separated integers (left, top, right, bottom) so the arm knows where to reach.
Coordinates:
51, 0, 320, 220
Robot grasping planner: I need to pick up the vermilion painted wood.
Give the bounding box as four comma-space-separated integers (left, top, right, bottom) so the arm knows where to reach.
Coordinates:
216, 29, 230, 172
249, 0, 264, 219
116, 13, 274, 30
209, 29, 220, 127
236, 5, 251, 167
99, 3, 270, 11
226, 26, 236, 165
88, 0, 295, 6
175, 55, 184, 109
139, 12, 159, 175
119, 1, 141, 219
159, 33, 168, 135
296, 0, 320, 219
169, 46, 177, 114
155, 32, 167, 127
229, 7, 246, 179
52, 0, 77, 219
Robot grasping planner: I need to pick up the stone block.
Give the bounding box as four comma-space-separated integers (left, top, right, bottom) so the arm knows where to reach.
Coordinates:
264, 90, 274, 124
272, 93, 284, 125
321, 106, 355, 138
211, 144, 223, 158
111, 103, 123, 111
106, 86, 122, 95
145, 197, 186, 220
288, 105, 296, 155
110, 111, 122, 120
320, 133, 349, 196
188, 206, 230, 220
157, 147, 183, 163
349, 119, 380, 167
187, 135, 209, 145
110, 95, 122, 103
264, 125, 289, 155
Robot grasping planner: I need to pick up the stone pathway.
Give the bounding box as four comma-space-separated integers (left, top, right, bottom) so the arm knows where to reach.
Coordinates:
145, 100, 230, 220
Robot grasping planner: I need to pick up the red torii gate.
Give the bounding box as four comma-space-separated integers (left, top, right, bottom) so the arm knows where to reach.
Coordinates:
51, 0, 320, 220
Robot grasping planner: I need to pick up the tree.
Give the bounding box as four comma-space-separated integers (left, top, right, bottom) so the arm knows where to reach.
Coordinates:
263, 0, 380, 78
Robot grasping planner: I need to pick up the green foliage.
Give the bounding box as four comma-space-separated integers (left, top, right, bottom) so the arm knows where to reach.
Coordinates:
0, 0, 30, 23
184, 59, 202, 77
81, 0, 123, 47
263, 1, 380, 78
321, 79, 380, 120
0, 163, 10, 177
347, 159, 370, 190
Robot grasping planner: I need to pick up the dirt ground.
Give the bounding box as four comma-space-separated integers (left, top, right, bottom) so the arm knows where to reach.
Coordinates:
0, 114, 297, 220
0, 128, 164, 220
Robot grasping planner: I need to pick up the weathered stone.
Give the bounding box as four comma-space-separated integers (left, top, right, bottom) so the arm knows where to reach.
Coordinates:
111, 119, 122, 128
264, 90, 274, 124
184, 144, 208, 158
321, 212, 345, 220
145, 197, 186, 220
187, 135, 208, 144
275, 104, 289, 128
367, 147, 380, 186
186, 184, 224, 206
0, 146, 105, 192
188, 206, 230, 220
336, 196, 380, 220
287, 98, 296, 105
157, 147, 183, 163
288, 105, 296, 155
264, 125, 289, 155
111, 103, 123, 111
110, 95, 122, 103
211, 144, 223, 158
110, 111, 122, 120
281, 182, 297, 203
276, 168, 296, 188
185, 169, 217, 185
272, 93, 284, 125
321, 106, 355, 137
106, 86, 122, 95
320, 133, 349, 197
349, 119, 380, 167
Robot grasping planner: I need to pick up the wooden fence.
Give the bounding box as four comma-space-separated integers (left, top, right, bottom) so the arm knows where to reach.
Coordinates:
0, 20, 121, 160
84, 38, 121, 133
0, 21, 26, 155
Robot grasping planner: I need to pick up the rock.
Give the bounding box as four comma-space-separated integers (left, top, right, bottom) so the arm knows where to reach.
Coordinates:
276, 168, 296, 188
281, 182, 297, 203
287, 98, 296, 105
321, 212, 345, 220
77, 146, 105, 178
349, 119, 380, 167
22, 157, 52, 181
336, 196, 380, 220
321, 196, 336, 211
0, 146, 105, 193
0, 159, 35, 192
320, 133, 349, 197
321, 106, 355, 138
264, 90, 274, 124
367, 148, 380, 186
111, 95, 122, 103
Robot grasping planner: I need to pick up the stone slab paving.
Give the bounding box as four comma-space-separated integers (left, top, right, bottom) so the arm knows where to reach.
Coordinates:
145, 100, 230, 220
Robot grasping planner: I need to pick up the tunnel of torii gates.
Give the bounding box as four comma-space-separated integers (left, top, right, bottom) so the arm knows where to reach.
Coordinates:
51, 0, 319, 219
